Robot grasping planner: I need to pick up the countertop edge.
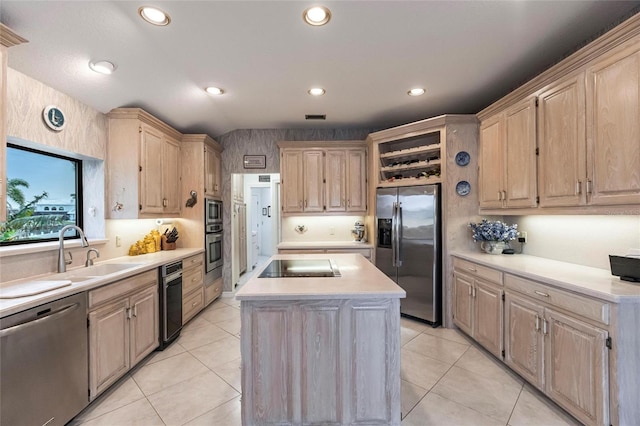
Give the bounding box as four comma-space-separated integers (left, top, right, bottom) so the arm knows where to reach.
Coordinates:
1, 248, 204, 317
451, 251, 640, 303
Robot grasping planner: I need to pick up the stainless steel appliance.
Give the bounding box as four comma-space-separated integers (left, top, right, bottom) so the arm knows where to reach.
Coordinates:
159, 260, 182, 350
205, 198, 223, 228
258, 259, 341, 278
205, 199, 223, 276
375, 184, 441, 325
1, 292, 88, 426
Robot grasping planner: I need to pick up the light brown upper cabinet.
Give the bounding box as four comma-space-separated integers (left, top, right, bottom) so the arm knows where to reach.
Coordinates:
537, 73, 586, 207
279, 141, 367, 215
586, 40, 640, 206
204, 144, 222, 199
325, 149, 367, 212
479, 97, 537, 209
107, 108, 182, 218
478, 15, 640, 214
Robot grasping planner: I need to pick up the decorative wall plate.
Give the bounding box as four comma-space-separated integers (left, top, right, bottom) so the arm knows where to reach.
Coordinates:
455, 151, 470, 166
43, 105, 66, 131
456, 180, 471, 196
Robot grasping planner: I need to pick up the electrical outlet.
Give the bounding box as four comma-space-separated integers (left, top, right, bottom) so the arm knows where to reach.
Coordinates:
518, 231, 527, 244
116, 235, 121, 247
329, 227, 335, 235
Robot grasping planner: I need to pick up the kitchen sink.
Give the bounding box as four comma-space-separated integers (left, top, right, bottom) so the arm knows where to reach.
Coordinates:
71, 263, 144, 277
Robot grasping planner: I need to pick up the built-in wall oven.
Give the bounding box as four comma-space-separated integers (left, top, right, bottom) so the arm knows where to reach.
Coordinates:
159, 260, 182, 350
205, 198, 223, 278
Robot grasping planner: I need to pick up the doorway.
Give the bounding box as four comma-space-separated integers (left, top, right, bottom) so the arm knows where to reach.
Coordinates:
231, 173, 280, 288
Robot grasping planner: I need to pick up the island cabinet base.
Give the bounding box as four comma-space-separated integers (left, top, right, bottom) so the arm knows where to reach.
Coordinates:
240, 298, 401, 426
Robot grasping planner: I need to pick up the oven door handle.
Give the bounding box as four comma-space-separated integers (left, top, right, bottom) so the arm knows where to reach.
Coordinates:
165, 271, 182, 283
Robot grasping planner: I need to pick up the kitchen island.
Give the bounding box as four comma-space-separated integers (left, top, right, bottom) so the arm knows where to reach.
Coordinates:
236, 253, 405, 426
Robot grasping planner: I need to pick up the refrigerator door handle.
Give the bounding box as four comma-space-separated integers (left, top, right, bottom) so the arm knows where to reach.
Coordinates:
391, 202, 397, 267
396, 203, 403, 266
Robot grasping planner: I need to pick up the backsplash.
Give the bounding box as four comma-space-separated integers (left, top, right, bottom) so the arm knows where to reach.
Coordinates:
513, 215, 640, 270
282, 216, 366, 242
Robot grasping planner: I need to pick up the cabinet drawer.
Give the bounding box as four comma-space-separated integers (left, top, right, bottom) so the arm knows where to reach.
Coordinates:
89, 270, 157, 309
453, 258, 503, 285
183, 254, 204, 271
205, 278, 223, 306
505, 274, 609, 325
182, 266, 204, 295
183, 288, 204, 324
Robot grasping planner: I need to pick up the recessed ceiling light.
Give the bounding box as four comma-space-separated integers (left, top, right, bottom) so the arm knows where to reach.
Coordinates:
308, 87, 326, 96
303, 6, 331, 26
89, 60, 116, 75
138, 6, 171, 26
407, 88, 426, 96
205, 86, 224, 95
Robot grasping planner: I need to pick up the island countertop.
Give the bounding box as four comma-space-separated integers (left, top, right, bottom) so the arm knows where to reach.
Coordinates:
235, 253, 406, 301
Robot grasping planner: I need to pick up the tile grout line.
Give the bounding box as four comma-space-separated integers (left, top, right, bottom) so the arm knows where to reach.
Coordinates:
505, 383, 525, 426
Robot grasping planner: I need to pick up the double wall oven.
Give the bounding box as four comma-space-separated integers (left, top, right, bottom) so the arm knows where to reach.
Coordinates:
205, 198, 223, 279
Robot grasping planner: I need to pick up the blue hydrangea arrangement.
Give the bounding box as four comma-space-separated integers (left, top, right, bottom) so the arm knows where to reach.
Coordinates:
469, 219, 518, 242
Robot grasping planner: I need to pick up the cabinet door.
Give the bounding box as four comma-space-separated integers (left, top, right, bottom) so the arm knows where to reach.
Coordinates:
139, 124, 165, 213
281, 150, 303, 212
129, 286, 159, 366
211, 150, 221, 198
586, 42, 640, 206
504, 292, 544, 389
88, 298, 130, 399
474, 279, 503, 358
303, 150, 324, 212
544, 308, 609, 426
162, 136, 181, 214
204, 147, 220, 197
452, 273, 474, 336
504, 97, 538, 208
538, 73, 587, 207
479, 114, 505, 209
347, 149, 367, 212
325, 150, 346, 212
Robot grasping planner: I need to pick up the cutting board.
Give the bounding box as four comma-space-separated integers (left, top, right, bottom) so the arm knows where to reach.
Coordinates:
0, 280, 73, 299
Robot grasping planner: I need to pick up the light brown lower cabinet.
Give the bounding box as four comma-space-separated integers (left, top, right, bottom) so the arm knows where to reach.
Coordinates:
204, 277, 223, 307
452, 258, 503, 358
505, 290, 609, 426
241, 298, 401, 425
182, 253, 205, 324
87, 270, 159, 400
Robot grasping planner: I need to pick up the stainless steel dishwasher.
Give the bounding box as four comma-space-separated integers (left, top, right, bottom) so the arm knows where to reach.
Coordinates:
1, 292, 88, 426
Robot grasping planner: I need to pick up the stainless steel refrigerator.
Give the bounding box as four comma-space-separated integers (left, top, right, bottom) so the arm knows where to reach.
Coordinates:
375, 185, 441, 325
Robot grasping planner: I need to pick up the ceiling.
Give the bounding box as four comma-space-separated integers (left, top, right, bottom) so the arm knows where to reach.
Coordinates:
2, 1, 639, 138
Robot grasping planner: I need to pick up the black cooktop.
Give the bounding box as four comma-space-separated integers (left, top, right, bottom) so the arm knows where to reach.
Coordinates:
258, 259, 340, 278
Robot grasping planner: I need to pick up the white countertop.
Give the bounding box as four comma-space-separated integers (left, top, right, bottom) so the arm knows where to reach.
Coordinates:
277, 241, 373, 249
451, 251, 640, 303
0, 248, 204, 317
236, 253, 405, 301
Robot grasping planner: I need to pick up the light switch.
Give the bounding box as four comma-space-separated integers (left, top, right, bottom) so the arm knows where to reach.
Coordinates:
116, 235, 121, 247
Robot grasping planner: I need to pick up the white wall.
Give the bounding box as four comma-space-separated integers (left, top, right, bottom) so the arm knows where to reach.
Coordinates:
281, 215, 366, 242
513, 215, 640, 270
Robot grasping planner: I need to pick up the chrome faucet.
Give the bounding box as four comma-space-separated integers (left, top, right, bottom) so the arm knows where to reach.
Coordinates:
85, 248, 100, 267
58, 225, 89, 273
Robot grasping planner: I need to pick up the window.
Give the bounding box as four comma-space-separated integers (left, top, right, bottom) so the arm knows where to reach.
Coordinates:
1, 144, 83, 245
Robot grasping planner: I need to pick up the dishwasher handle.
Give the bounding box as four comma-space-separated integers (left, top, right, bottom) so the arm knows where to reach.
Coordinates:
0, 302, 80, 338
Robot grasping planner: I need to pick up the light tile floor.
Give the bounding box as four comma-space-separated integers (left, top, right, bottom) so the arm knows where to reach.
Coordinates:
70, 266, 580, 425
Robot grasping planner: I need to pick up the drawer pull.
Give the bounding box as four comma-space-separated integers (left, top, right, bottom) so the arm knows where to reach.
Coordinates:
534, 290, 549, 298
192, 302, 198, 307
192, 277, 198, 282
467, 267, 477, 272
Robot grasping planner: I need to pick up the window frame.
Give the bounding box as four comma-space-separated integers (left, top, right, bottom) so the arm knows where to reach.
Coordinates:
2, 143, 84, 246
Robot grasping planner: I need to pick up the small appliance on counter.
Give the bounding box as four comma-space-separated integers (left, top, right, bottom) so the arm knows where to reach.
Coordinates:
609, 254, 640, 283
351, 220, 366, 242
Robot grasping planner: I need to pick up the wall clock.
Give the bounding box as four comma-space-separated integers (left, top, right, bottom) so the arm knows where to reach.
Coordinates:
43, 105, 66, 131
455, 151, 470, 166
